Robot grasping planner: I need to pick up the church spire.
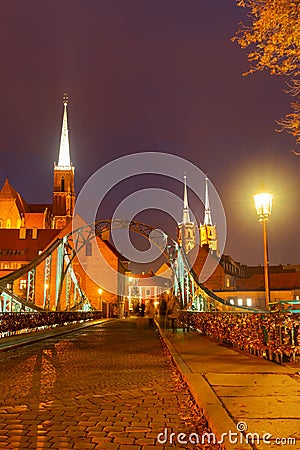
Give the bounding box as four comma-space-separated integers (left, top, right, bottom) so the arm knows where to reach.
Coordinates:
203, 176, 212, 226
53, 94, 75, 229
182, 175, 191, 224
57, 94, 71, 168
178, 175, 196, 254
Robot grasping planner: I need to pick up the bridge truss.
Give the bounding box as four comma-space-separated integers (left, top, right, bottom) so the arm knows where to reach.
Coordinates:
0, 219, 258, 313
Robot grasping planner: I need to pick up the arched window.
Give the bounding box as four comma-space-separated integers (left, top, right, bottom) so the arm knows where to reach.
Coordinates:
61, 177, 65, 192
6, 219, 11, 229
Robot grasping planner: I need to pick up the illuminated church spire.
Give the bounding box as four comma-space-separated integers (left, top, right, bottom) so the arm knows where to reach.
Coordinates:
53, 94, 75, 229
57, 94, 71, 168
204, 176, 212, 226
178, 175, 196, 254
200, 176, 218, 252
182, 175, 191, 224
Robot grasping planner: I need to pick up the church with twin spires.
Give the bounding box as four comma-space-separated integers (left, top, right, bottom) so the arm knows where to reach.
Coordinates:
177, 175, 218, 255
0, 95, 75, 231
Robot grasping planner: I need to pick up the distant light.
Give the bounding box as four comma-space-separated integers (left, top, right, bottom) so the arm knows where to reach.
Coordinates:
246, 298, 252, 306
98, 288, 103, 295
238, 298, 243, 306
229, 299, 234, 305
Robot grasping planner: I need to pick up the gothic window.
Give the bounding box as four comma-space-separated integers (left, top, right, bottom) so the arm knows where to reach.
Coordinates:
61, 177, 65, 192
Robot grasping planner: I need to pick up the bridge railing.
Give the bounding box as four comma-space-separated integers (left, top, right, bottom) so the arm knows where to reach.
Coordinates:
179, 311, 300, 364
0, 311, 103, 337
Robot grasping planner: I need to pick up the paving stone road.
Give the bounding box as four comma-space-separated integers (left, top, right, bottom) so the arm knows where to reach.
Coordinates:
0, 319, 222, 449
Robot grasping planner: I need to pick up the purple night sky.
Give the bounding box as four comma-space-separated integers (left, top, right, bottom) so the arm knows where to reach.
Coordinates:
0, 0, 299, 267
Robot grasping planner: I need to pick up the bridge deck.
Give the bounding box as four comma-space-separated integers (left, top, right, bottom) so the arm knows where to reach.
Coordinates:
0, 319, 221, 450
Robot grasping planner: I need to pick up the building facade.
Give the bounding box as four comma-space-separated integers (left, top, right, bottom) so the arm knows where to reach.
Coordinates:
0, 97, 126, 314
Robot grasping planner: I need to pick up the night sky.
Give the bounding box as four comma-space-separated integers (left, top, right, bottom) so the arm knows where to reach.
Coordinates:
1, 0, 299, 267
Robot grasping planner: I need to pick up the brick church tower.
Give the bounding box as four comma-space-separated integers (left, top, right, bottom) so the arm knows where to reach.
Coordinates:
53, 95, 75, 229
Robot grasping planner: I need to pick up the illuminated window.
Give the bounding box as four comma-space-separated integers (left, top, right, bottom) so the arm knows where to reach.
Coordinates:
238, 298, 243, 306
6, 219, 11, 229
229, 299, 234, 305
19, 279, 27, 290
226, 278, 230, 288
296, 295, 299, 301
246, 298, 252, 307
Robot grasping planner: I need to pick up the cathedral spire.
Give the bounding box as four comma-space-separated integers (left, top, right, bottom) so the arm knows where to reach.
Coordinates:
182, 175, 191, 224
57, 94, 71, 168
203, 176, 212, 226
53, 94, 75, 229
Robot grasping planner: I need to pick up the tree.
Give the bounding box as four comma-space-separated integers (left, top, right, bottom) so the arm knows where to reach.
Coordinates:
233, 0, 300, 146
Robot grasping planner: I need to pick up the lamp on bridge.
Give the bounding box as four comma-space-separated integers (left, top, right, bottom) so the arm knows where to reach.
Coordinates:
98, 288, 103, 312
253, 191, 273, 311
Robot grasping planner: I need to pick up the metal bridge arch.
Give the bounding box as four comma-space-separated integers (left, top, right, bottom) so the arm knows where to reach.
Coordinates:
0, 219, 258, 313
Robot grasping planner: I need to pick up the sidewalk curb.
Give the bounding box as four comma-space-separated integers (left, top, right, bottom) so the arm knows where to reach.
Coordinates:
0, 318, 111, 352
156, 322, 254, 450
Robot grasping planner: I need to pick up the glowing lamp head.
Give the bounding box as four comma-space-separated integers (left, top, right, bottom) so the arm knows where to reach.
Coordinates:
98, 288, 103, 295
253, 192, 273, 222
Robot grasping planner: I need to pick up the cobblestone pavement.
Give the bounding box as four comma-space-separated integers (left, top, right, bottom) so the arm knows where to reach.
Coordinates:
0, 319, 223, 449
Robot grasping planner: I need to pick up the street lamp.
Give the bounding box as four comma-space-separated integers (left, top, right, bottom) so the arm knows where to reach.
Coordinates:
253, 192, 273, 311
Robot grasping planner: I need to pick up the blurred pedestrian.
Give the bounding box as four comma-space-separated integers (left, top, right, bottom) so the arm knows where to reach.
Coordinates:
140, 301, 146, 317
167, 298, 180, 333
159, 294, 167, 328
145, 299, 156, 330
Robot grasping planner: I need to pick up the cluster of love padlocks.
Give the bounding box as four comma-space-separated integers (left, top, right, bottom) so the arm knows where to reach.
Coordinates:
0, 311, 103, 336
179, 311, 300, 364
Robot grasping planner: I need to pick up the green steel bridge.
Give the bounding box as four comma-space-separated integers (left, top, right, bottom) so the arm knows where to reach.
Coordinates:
0, 220, 260, 314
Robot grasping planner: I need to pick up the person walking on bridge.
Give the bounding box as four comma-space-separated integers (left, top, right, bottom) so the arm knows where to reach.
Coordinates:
145, 298, 156, 330
167, 298, 180, 333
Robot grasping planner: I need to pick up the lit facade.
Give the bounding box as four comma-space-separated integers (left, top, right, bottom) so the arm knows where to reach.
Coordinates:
0, 97, 126, 314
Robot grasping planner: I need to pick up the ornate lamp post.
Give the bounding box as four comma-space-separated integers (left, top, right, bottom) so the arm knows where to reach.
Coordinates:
253, 192, 273, 311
